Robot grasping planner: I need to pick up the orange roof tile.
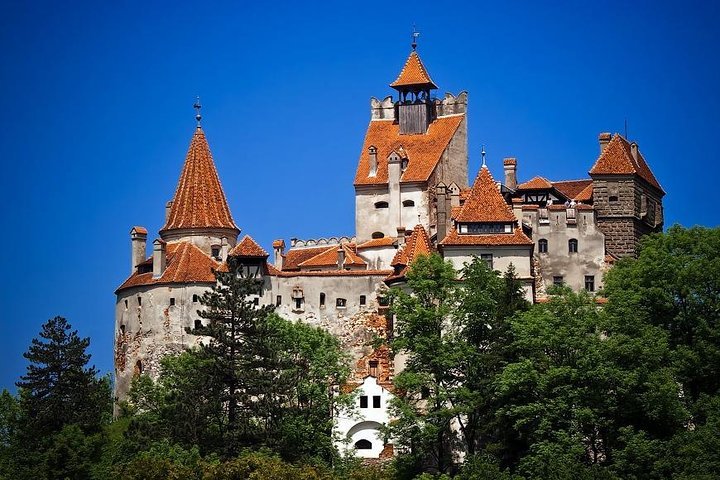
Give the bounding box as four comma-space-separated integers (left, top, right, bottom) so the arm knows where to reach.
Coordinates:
116, 242, 219, 292
272, 239, 285, 248
282, 246, 332, 271
521, 205, 540, 210
552, 179, 592, 199
390, 50, 438, 89
270, 269, 394, 278
229, 235, 268, 257
589, 134, 663, 192
574, 183, 593, 202
517, 176, 553, 190
455, 166, 516, 223
357, 237, 397, 249
131, 226, 148, 235
439, 226, 533, 247
161, 127, 239, 233
391, 225, 432, 267
298, 244, 367, 269
354, 114, 464, 186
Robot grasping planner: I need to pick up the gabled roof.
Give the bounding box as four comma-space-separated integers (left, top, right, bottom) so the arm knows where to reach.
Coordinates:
517, 176, 553, 190
229, 235, 268, 257
574, 183, 593, 202
390, 50, 438, 90
281, 246, 332, 271
161, 127, 239, 233
354, 114, 464, 186
297, 244, 366, 269
552, 179, 592, 199
391, 225, 432, 267
116, 242, 219, 292
589, 134, 664, 192
455, 166, 516, 223
439, 226, 533, 247
357, 237, 397, 249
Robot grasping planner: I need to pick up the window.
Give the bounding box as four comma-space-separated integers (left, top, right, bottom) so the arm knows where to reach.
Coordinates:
538, 239, 548, 253
355, 439, 372, 450
170, 297, 175, 306
553, 276, 564, 286
371, 232, 384, 239
211, 246, 220, 258
360, 395, 368, 408
609, 195, 619, 202
420, 386, 430, 399
276, 295, 282, 306
402, 199, 415, 207
320, 292, 326, 307
137, 296, 142, 306
374, 201, 389, 209
360, 295, 366, 306
124, 299, 128, 309
193, 294, 199, 303
336, 298, 347, 308
460, 223, 512, 234
369, 360, 378, 377
480, 254, 493, 269
194, 319, 202, 330
120, 324, 126, 335
373, 395, 381, 408
585, 275, 595, 292
569, 238, 578, 253
295, 298, 303, 310
253, 297, 259, 306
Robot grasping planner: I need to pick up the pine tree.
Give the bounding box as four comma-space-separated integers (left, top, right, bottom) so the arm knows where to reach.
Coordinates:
16, 316, 110, 439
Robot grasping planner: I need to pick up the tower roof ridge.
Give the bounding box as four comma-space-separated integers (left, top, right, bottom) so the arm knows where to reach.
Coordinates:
390, 50, 438, 90
589, 133, 664, 192
161, 127, 239, 234
456, 166, 516, 223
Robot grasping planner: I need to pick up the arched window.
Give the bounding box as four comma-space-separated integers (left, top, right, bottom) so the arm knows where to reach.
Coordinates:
320, 292, 326, 307
568, 238, 578, 253
355, 439, 372, 450
371, 232, 384, 239
538, 239, 548, 253
402, 199, 415, 207
374, 201, 389, 209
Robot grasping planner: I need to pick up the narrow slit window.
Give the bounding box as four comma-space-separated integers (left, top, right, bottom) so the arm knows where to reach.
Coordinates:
585, 275, 595, 292
360, 395, 368, 408
137, 296, 142, 306
193, 294, 199, 303
569, 238, 578, 253
373, 395, 381, 408
170, 297, 175, 306
194, 319, 202, 330
538, 239, 548, 253
320, 292, 326, 307
276, 295, 282, 306
360, 295, 366, 306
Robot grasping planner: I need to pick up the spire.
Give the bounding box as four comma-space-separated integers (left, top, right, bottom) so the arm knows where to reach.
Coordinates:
390, 50, 438, 91
160, 126, 239, 234
455, 166, 516, 223
193, 96, 202, 127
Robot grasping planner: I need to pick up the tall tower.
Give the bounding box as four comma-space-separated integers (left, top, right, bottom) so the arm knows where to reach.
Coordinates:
390, 48, 438, 134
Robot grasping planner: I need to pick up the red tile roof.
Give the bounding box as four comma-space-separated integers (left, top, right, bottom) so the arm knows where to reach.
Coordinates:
574, 183, 593, 202
455, 166, 516, 223
390, 50, 438, 89
116, 242, 219, 292
298, 244, 366, 269
357, 237, 397, 249
160, 127, 239, 233
272, 239, 285, 248
229, 235, 268, 257
131, 226, 147, 235
589, 134, 663, 192
517, 176, 553, 190
552, 179, 592, 199
282, 246, 332, 271
391, 225, 432, 267
354, 114, 464, 186
439, 227, 533, 246
270, 269, 393, 278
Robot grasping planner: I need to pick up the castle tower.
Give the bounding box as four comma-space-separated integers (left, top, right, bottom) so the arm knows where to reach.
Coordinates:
159, 122, 240, 255
589, 133, 664, 257
353, 46, 468, 243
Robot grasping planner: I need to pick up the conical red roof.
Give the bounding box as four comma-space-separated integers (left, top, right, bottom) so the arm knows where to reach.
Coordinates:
455, 166, 516, 223
589, 134, 663, 192
161, 127, 239, 233
229, 235, 268, 257
390, 51, 438, 90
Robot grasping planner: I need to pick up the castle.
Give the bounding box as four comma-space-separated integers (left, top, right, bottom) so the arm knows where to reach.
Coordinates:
114, 46, 664, 459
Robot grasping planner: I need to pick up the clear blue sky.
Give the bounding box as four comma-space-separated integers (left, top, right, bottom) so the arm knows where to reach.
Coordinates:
1, 0, 718, 391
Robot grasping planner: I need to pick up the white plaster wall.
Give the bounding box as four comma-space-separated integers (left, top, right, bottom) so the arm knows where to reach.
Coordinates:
356, 245, 399, 271
335, 376, 394, 458
400, 185, 429, 230
159, 229, 238, 256
355, 187, 391, 243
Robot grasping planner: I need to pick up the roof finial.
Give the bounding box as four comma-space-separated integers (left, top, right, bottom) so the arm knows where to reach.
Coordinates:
193, 96, 202, 127
481, 144, 487, 167
411, 25, 420, 51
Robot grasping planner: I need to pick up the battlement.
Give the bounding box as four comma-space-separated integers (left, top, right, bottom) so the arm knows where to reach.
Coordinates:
370, 91, 468, 121
290, 236, 356, 248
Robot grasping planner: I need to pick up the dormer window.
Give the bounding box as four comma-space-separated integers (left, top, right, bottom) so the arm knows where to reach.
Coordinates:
211, 246, 221, 259
458, 223, 512, 234
374, 201, 389, 209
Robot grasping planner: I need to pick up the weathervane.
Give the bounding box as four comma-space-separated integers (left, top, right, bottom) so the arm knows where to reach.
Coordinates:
481, 145, 487, 167
411, 25, 420, 50
193, 96, 202, 127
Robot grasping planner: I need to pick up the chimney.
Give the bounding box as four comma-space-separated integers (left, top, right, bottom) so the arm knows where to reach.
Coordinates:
449, 183, 461, 208
435, 183, 447, 242
152, 239, 166, 278
598, 133, 612, 154
273, 239, 285, 269
337, 246, 345, 270
165, 200, 173, 223
368, 145, 378, 177
630, 142, 639, 163
130, 226, 147, 274
396, 227, 407, 246
220, 237, 229, 261
503, 158, 517, 190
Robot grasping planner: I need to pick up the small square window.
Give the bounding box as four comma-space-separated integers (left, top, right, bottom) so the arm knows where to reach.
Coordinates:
194, 319, 202, 330
170, 297, 175, 306
193, 294, 199, 303
336, 298, 347, 308
360, 295, 366, 306
373, 395, 381, 408
360, 395, 368, 408
585, 275, 595, 292
553, 276, 564, 286
211, 246, 220, 258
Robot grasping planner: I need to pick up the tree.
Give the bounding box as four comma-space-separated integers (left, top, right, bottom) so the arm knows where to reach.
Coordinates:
16, 316, 111, 438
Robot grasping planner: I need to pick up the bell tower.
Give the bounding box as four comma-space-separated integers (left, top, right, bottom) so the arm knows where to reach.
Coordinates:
390, 35, 438, 135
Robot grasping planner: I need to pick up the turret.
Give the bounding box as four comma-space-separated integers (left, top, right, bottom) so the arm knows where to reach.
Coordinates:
130, 226, 147, 274
390, 47, 438, 135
